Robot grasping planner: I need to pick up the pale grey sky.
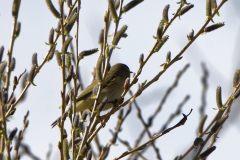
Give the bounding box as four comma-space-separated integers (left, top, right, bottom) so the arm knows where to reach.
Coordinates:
0, 0, 240, 159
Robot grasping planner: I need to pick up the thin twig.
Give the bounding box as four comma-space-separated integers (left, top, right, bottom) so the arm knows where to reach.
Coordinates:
199, 62, 208, 118
5, 5, 19, 91
99, 107, 130, 159
120, 3, 184, 98
5, 1, 77, 118
129, 90, 162, 160
59, 2, 67, 159
159, 95, 190, 133
117, 137, 147, 160
134, 94, 190, 159
131, 64, 189, 157
114, 109, 192, 160
72, 1, 81, 159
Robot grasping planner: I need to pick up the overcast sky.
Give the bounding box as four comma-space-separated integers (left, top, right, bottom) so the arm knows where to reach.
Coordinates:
1, 0, 240, 159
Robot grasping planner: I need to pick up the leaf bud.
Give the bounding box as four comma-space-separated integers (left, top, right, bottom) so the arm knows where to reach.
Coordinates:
122, 0, 144, 13
193, 137, 203, 147
162, 4, 170, 24
199, 146, 216, 159
112, 25, 128, 47
46, 0, 61, 19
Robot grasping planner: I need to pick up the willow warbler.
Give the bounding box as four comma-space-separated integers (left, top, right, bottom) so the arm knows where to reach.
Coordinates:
51, 63, 130, 127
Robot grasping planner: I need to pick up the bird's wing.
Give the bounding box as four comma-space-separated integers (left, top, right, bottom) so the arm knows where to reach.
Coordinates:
76, 80, 98, 101
76, 74, 118, 101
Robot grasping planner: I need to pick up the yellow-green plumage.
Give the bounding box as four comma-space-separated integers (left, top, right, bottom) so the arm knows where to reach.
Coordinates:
51, 63, 130, 127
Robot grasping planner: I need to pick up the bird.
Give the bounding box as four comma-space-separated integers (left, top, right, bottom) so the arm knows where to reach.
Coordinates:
51, 63, 131, 128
